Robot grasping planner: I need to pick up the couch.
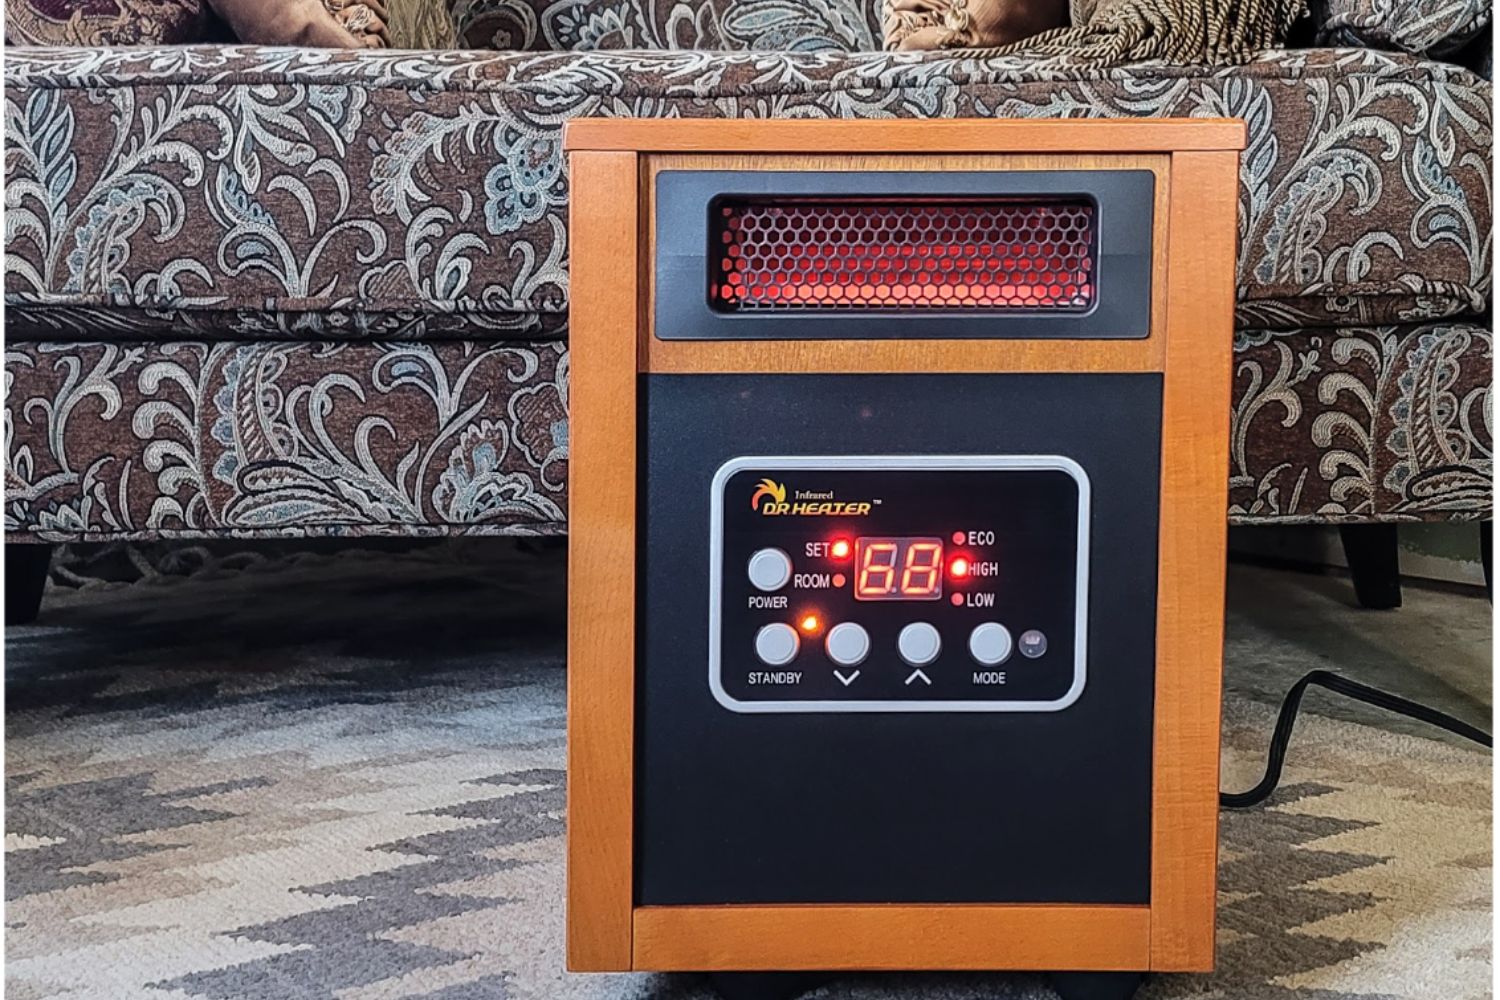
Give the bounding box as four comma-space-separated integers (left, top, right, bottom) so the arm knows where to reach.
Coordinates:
3, 0, 1492, 619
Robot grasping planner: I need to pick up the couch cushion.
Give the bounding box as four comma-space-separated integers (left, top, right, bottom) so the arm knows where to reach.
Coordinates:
1230, 321, 1492, 521
4, 340, 569, 538
4, 324, 1488, 540
453, 0, 878, 52
3, 45, 1489, 340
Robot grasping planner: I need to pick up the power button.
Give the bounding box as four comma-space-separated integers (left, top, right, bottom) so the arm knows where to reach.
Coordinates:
747, 548, 793, 592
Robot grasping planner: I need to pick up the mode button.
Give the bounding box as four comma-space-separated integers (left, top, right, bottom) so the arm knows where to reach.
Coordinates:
968, 623, 1013, 666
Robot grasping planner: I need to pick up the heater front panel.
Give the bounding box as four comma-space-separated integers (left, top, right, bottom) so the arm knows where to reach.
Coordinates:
637, 372, 1161, 906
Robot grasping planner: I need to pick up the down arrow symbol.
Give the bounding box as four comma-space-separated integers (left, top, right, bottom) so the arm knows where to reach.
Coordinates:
833, 669, 860, 687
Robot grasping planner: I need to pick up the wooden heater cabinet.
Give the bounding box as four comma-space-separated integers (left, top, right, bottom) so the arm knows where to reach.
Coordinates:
564, 119, 1245, 994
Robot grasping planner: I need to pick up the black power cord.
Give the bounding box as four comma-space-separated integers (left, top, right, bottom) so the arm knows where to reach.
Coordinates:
1221, 669, 1493, 809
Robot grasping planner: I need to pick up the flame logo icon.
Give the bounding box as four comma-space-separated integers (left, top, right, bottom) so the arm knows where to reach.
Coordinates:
750, 478, 786, 511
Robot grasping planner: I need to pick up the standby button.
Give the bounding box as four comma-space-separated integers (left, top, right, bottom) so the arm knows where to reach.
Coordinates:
754, 622, 800, 666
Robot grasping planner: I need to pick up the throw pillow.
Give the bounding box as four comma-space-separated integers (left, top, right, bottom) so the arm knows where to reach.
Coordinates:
5, 0, 209, 45
1311, 0, 1490, 55
453, 0, 876, 52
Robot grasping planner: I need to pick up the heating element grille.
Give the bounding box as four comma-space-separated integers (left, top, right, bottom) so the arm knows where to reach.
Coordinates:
709, 196, 1097, 312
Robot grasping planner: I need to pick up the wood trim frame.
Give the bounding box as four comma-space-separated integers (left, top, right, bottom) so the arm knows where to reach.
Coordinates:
566, 118, 1247, 154
566, 150, 640, 971
1148, 149, 1239, 971
633, 905, 1150, 971
565, 120, 1243, 975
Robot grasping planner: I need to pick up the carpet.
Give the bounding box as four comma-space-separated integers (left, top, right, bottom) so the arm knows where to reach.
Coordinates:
5, 543, 1492, 999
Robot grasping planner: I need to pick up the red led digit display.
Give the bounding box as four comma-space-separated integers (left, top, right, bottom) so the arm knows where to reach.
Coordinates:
853, 537, 944, 601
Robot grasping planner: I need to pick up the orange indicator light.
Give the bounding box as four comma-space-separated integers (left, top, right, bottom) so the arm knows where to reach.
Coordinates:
799, 614, 821, 633
832, 573, 846, 588
830, 538, 852, 559
950, 556, 970, 578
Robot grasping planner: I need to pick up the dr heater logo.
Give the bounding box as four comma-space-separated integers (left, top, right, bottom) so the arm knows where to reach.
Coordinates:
750, 479, 787, 512
750, 478, 874, 517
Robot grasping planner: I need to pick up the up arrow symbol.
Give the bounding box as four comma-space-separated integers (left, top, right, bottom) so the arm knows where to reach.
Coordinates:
904, 669, 932, 686
833, 669, 860, 687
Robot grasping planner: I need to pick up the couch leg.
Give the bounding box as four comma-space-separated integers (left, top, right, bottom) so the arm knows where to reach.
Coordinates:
1481, 521, 1492, 603
6, 544, 53, 625
1338, 524, 1401, 610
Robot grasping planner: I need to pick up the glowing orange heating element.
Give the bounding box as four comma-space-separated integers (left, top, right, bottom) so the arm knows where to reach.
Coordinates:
712, 198, 1096, 312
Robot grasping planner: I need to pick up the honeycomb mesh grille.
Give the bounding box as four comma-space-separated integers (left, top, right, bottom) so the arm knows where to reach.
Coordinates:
710, 197, 1097, 312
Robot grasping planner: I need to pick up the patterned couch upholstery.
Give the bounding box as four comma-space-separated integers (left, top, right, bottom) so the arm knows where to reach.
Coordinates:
2, 16, 1492, 544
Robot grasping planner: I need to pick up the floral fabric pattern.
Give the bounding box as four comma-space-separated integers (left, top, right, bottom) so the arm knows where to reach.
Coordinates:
4, 44, 1491, 340
3, 0, 209, 46
4, 341, 569, 539
452, 0, 878, 51
4, 324, 1490, 541
1230, 322, 1491, 522
1311, 0, 1491, 56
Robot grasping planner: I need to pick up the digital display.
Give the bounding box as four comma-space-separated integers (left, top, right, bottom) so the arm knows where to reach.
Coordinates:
853, 537, 943, 601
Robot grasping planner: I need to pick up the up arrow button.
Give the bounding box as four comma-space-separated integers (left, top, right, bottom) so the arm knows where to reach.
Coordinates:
904, 669, 932, 686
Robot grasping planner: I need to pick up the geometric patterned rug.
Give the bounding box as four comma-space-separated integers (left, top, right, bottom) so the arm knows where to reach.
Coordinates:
6, 542, 1491, 999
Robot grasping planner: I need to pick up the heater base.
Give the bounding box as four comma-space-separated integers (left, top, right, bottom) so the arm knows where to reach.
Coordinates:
1048, 971, 1146, 1000
701, 971, 1144, 1000
6, 544, 50, 625
705, 972, 835, 1000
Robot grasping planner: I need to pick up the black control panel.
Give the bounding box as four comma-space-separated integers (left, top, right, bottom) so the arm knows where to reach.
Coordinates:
639, 373, 1160, 905
710, 456, 1087, 712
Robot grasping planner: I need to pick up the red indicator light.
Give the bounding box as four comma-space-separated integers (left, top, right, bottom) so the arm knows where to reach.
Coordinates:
799, 614, 821, 634
951, 593, 964, 606
950, 557, 970, 579
830, 538, 852, 560
952, 531, 966, 545
832, 573, 846, 588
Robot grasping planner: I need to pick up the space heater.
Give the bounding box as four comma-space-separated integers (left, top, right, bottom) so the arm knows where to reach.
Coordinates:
564, 119, 1246, 1000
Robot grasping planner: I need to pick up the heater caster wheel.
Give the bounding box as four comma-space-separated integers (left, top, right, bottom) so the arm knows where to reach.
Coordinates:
705, 972, 834, 1000
1047, 971, 1145, 1000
